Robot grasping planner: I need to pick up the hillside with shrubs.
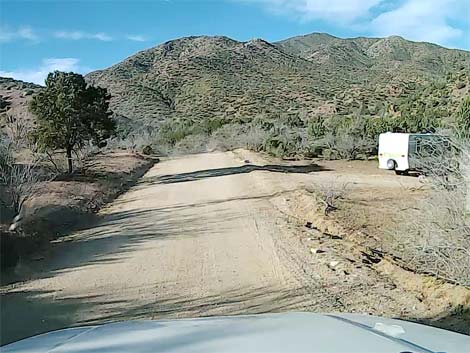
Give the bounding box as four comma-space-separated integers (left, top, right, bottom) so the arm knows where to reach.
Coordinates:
79, 33, 469, 158
2, 33, 469, 159
86, 34, 468, 121
101, 69, 469, 160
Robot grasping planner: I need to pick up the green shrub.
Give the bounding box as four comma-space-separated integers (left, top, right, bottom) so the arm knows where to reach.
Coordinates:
173, 133, 208, 154
280, 113, 305, 128
262, 126, 304, 158
456, 81, 466, 89
159, 119, 195, 145
252, 115, 275, 130
262, 135, 288, 157
195, 117, 227, 135
322, 148, 338, 160
455, 97, 470, 137
307, 116, 326, 138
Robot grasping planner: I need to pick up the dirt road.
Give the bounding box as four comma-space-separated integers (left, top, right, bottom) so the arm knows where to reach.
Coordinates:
1, 151, 345, 344
5, 150, 463, 345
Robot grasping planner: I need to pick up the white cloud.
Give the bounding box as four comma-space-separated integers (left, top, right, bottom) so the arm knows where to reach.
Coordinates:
126, 34, 147, 42
92, 32, 113, 41
54, 31, 113, 41
1, 25, 148, 44
245, 0, 381, 24
0, 58, 92, 85
0, 25, 39, 42
369, 0, 467, 46
242, 0, 468, 47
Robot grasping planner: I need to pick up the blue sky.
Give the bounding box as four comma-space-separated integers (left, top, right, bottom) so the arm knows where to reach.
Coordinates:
1, 0, 469, 85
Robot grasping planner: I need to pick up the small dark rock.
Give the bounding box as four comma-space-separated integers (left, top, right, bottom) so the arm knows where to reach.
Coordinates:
142, 145, 153, 155
361, 250, 383, 264
324, 232, 342, 240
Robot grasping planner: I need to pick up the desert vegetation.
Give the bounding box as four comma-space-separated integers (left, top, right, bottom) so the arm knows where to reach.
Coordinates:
102, 68, 468, 162
1, 71, 115, 222
114, 77, 468, 162
389, 101, 470, 285
86, 34, 470, 125
0, 73, 156, 269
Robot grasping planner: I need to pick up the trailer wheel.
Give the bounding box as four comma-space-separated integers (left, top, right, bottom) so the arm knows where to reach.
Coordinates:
386, 159, 397, 170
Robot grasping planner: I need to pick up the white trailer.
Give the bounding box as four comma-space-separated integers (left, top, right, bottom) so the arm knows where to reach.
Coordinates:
378, 132, 447, 175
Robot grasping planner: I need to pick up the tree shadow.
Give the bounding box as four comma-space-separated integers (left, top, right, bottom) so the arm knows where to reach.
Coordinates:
77, 285, 320, 325
1, 208, 222, 285
1, 187, 294, 287
145, 163, 329, 185
1, 288, 84, 346
404, 306, 470, 335
0, 284, 316, 346
2, 284, 469, 347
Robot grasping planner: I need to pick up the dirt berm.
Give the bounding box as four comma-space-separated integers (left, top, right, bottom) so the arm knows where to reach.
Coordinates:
1, 151, 156, 268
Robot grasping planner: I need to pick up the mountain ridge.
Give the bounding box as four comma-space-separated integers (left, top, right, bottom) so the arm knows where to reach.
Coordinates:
2, 32, 469, 132
84, 33, 469, 126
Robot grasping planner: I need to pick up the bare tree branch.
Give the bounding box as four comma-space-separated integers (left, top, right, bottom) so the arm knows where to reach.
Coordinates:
394, 135, 470, 285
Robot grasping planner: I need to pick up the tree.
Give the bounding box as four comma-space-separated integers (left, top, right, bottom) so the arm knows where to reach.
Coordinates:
30, 71, 115, 173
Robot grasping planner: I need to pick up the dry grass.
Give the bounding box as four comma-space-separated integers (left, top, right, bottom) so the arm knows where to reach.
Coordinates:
5, 151, 155, 237
308, 179, 350, 215
0, 138, 48, 222
393, 139, 470, 285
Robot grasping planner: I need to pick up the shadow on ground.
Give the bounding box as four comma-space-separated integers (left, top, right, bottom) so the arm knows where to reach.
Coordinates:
1, 288, 83, 346
0, 154, 156, 271
2, 284, 469, 346
1, 187, 297, 287
0, 284, 322, 346
145, 163, 328, 185
405, 307, 470, 336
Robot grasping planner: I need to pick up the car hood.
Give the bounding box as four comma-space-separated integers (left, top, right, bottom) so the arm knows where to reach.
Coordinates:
2, 312, 469, 353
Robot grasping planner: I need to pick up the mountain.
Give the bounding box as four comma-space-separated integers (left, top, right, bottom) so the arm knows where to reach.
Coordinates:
0, 77, 42, 133
1, 33, 469, 134
86, 35, 336, 124
85, 33, 470, 127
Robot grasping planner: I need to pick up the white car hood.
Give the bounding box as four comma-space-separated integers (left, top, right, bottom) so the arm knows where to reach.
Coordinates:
2, 312, 469, 353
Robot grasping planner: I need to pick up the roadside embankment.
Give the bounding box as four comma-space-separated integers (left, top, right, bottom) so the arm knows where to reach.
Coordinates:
1, 151, 157, 270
